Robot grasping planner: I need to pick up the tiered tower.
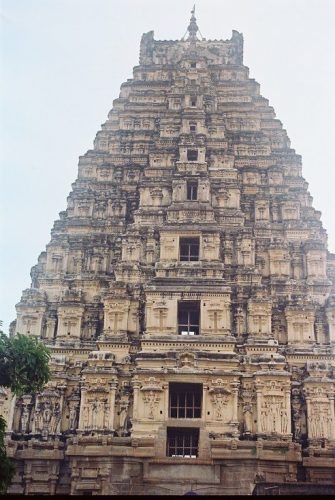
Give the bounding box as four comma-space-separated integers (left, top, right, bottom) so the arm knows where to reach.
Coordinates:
4, 11, 335, 496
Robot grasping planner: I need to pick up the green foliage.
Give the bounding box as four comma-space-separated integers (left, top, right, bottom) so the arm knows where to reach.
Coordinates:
0, 415, 15, 494
0, 332, 51, 397
0, 331, 51, 494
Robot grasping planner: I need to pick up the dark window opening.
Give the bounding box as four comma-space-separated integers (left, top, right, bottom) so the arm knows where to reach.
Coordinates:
187, 181, 198, 200
187, 149, 198, 161
169, 383, 202, 418
178, 300, 200, 335
179, 237, 199, 261
191, 98, 197, 107
189, 123, 197, 132
167, 427, 199, 457
190, 62, 197, 68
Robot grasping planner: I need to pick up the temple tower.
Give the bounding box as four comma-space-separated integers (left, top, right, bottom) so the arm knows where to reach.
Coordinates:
4, 10, 335, 496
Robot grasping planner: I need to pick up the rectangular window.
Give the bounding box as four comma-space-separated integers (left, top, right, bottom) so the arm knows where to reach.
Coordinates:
169, 383, 202, 418
187, 149, 198, 161
179, 237, 199, 261
191, 97, 197, 107
189, 123, 197, 132
178, 300, 200, 335
167, 427, 199, 458
190, 62, 197, 68
187, 181, 198, 200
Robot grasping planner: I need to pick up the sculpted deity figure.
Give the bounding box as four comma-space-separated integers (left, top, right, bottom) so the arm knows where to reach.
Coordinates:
308, 415, 317, 438
96, 400, 105, 429
119, 398, 130, 435
42, 401, 52, 428
20, 407, 30, 433
293, 409, 301, 440
260, 408, 268, 433
34, 403, 42, 433
280, 409, 288, 434
213, 393, 229, 420
82, 405, 90, 429
51, 402, 62, 433
69, 406, 78, 431
91, 400, 98, 428
243, 404, 253, 433
147, 391, 156, 419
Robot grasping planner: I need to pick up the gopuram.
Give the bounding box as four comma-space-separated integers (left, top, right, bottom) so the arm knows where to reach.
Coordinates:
3, 10, 335, 496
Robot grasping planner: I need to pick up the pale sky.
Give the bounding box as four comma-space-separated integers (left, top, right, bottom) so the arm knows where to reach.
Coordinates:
1, 0, 335, 333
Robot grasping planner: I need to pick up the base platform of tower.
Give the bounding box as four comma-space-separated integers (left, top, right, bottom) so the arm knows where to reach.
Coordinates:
3, 11, 335, 496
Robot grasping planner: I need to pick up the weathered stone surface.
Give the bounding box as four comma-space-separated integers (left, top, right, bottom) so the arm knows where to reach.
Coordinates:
4, 9, 335, 496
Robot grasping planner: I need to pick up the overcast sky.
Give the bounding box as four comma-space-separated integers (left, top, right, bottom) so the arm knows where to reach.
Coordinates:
1, 0, 335, 333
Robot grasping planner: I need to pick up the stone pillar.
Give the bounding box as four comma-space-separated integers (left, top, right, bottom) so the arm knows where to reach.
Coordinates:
78, 387, 87, 430
285, 388, 292, 434
231, 384, 239, 422
329, 396, 335, 439
57, 387, 66, 434
132, 378, 141, 421
108, 380, 118, 430
256, 388, 262, 433
306, 397, 312, 438
164, 384, 169, 418
202, 385, 207, 422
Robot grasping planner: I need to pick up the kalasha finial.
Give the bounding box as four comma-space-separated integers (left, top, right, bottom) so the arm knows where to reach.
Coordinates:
181, 5, 204, 42
187, 5, 199, 41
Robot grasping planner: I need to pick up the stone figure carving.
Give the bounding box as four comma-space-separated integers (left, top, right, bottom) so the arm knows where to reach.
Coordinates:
118, 398, 132, 437
20, 407, 30, 433
146, 390, 157, 419
91, 400, 98, 428
51, 402, 61, 433
42, 401, 52, 428
280, 410, 288, 434
213, 393, 229, 420
69, 406, 78, 431
243, 404, 253, 433
260, 409, 267, 433
308, 403, 333, 439
119, 399, 129, 434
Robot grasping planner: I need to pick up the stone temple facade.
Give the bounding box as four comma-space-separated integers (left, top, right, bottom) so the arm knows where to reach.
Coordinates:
3, 11, 335, 496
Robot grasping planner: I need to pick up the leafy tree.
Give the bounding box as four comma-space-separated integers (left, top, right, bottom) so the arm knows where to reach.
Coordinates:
0, 333, 51, 396
0, 414, 15, 494
0, 331, 51, 494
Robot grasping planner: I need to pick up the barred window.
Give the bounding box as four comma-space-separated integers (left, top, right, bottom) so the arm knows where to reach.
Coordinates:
187, 149, 198, 161
169, 383, 202, 418
179, 237, 199, 261
178, 301, 200, 336
167, 427, 199, 458
187, 180, 198, 200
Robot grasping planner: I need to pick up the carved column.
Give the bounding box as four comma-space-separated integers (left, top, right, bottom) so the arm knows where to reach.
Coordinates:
57, 387, 66, 434
306, 396, 312, 438
164, 383, 169, 418
285, 388, 292, 434
78, 387, 87, 430
108, 380, 118, 430
231, 383, 239, 422
256, 388, 262, 433
329, 396, 335, 439
132, 378, 140, 421
202, 384, 208, 422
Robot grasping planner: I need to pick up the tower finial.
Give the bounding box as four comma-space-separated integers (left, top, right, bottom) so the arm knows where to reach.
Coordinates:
187, 4, 199, 41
